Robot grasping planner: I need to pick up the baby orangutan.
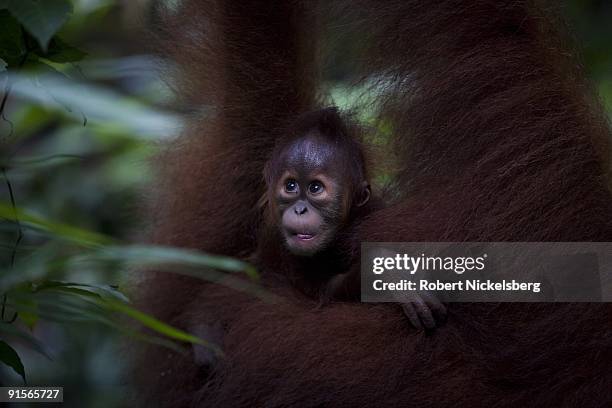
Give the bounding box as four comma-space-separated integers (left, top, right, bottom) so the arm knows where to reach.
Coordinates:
260, 107, 447, 330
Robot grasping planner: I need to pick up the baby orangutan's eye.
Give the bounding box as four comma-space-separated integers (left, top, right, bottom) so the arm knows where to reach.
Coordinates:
308, 180, 324, 195
285, 179, 298, 193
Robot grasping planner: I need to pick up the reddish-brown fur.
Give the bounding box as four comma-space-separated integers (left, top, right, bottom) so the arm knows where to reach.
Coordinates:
133, 1, 612, 407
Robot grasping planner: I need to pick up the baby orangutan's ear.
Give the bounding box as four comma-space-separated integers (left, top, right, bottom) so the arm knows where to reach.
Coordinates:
355, 181, 371, 207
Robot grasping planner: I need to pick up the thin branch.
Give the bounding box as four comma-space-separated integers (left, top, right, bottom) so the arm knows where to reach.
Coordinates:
1, 168, 22, 323
3, 168, 23, 266
0, 77, 14, 140
0, 32, 30, 323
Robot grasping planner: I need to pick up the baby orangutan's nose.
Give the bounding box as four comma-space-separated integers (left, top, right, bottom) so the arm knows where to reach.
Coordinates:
294, 203, 307, 215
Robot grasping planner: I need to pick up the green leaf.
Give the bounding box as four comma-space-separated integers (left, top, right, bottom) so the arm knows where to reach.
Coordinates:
0, 323, 51, 360
112, 325, 187, 354
0, 10, 26, 65
0, 201, 116, 247
71, 245, 279, 301
41, 36, 86, 63
12, 283, 223, 356
0, 57, 6, 71
0, 154, 84, 170
0, 340, 26, 383
21, 288, 222, 356
93, 245, 259, 280
35, 281, 129, 302
3, 0, 72, 51
101, 298, 223, 356
9, 71, 181, 138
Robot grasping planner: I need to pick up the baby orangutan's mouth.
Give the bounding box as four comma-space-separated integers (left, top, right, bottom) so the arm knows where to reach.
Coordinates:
282, 227, 326, 256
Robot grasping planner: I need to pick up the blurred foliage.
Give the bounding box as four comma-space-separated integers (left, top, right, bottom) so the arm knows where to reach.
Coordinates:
0, 1, 261, 406
562, 0, 612, 111
0, 0, 610, 407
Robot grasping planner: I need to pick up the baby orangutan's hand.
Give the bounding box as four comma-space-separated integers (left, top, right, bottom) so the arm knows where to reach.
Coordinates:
400, 291, 447, 331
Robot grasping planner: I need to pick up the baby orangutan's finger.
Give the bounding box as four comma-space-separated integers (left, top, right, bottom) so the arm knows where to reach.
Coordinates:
420, 291, 447, 323
412, 297, 436, 329
401, 303, 423, 330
